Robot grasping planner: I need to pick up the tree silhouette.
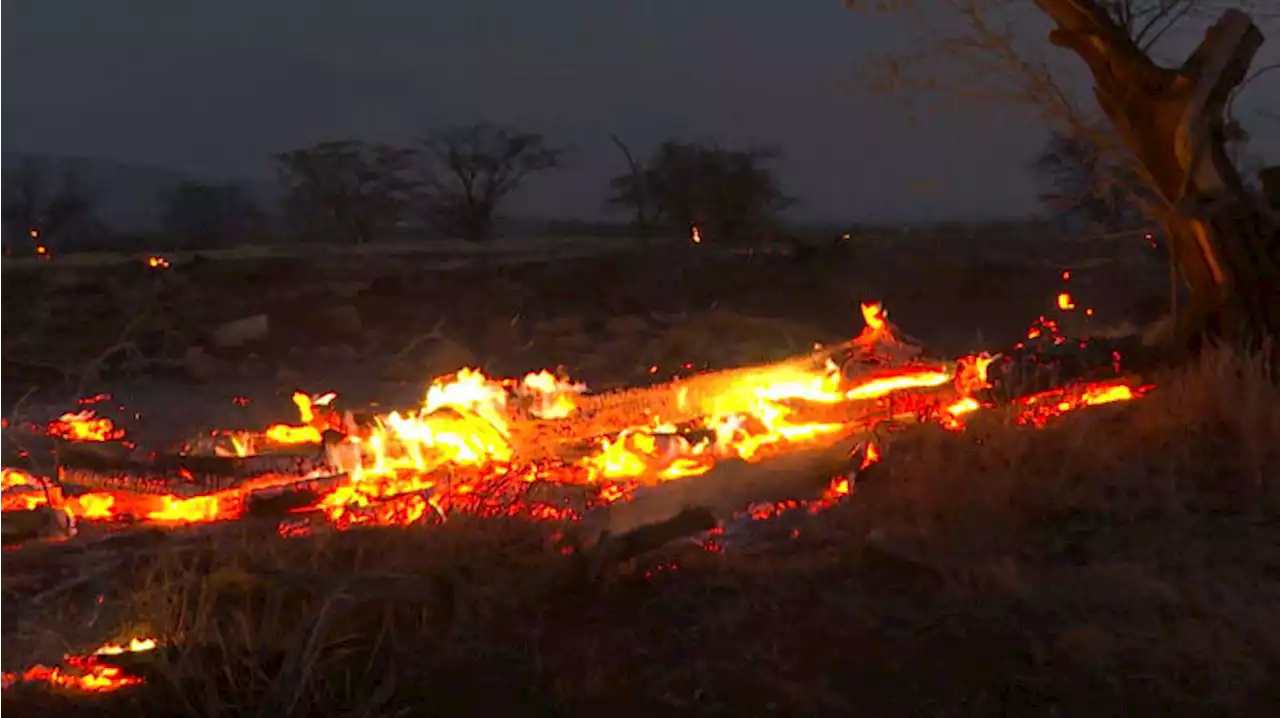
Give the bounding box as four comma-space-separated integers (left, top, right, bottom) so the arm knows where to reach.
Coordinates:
419, 123, 563, 242
608, 140, 792, 243
275, 140, 420, 244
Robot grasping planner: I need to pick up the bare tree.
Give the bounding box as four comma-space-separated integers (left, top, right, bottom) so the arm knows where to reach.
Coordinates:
849, 2, 1248, 219
275, 140, 421, 245
1030, 2, 1278, 343
419, 123, 563, 242
847, 0, 1279, 344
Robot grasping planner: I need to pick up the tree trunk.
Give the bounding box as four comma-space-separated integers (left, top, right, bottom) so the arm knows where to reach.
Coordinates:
1033, 2, 1280, 347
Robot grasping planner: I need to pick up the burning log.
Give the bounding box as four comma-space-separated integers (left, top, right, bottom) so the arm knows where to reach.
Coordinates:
243, 472, 350, 519
505, 350, 831, 455
506, 347, 948, 462
56, 446, 330, 497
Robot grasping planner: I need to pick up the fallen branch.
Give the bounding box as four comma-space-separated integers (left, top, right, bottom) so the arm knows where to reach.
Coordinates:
578, 430, 864, 546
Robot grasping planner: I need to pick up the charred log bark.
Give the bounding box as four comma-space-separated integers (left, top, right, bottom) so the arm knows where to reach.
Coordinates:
1033, 2, 1280, 347
56, 447, 330, 496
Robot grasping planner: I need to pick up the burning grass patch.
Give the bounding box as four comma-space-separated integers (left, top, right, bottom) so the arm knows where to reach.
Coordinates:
5, 344, 1280, 717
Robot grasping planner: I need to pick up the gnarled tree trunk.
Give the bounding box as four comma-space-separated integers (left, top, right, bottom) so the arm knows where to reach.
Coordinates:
1033, 2, 1280, 347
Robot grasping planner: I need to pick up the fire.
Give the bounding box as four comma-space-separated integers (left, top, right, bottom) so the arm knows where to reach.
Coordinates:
2, 467, 37, 492
66, 492, 117, 519
581, 430, 715, 483
262, 391, 335, 446
1015, 379, 1152, 428
1, 469, 59, 512
95, 637, 158, 655
843, 368, 950, 400
519, 370, 584, 419
146, 494, 226, 523
0, 299, 1156, 537
2, 636, 157, 694
691, 224, 702, 244
853, 302, 892, 347
424, 368, 511, 435
45, 411, 124, 442
146, 255, 171, 269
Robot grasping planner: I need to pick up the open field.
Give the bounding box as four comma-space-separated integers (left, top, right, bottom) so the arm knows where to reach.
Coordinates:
8, 233, 1273, 717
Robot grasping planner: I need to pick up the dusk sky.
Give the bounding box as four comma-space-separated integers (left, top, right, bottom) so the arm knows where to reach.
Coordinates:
4, 1, 1277, 222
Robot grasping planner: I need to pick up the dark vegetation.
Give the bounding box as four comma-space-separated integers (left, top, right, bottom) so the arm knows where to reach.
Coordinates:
5, 128, 812, 254
4, 116, 1151, 257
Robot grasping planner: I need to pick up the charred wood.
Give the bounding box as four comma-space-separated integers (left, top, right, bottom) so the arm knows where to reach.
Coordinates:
56, 447, 330, 497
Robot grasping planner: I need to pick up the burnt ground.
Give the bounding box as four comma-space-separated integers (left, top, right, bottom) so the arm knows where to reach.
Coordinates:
10, 236, 1274, 718
1, 234, 1169, 439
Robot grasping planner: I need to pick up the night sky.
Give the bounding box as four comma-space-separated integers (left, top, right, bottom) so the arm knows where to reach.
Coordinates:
4, 1, 1277, 222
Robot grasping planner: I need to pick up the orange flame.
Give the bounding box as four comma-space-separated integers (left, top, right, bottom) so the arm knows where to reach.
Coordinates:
2, 636, 157, 694
0, 299, 1158, 534
46, 411, 124, 442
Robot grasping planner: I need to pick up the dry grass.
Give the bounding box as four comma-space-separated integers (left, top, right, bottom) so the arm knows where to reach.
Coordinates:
5, 344, 1280, 717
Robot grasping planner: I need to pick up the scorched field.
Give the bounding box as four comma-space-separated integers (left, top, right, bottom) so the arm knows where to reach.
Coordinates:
2, 236, 1278, 717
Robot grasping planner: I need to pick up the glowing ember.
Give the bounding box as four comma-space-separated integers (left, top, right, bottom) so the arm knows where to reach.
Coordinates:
1057, 292, 1076, 310
1015, 380, 1152, 428
691, 224, 702, 244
